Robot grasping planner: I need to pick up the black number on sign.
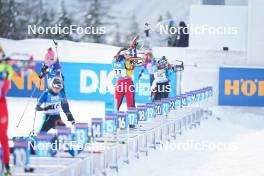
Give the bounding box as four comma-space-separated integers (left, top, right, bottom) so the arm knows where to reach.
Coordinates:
170, 101, 175, 110
139, 110, 145, 121
155, 106, 162, 115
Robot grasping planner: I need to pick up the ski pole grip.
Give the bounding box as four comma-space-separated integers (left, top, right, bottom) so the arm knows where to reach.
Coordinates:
53, 40, 58, 46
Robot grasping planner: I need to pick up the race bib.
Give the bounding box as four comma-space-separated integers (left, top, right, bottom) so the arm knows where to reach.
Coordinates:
157, 70, 165, 78
114, 69, 127, 79
155, 69, 168, 83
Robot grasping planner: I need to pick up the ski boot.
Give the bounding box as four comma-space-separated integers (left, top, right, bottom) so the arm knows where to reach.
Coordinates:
4, 170, 12, 176
28, 131, 37, 138
24, 167, 34, 173
4, 165, 12, 176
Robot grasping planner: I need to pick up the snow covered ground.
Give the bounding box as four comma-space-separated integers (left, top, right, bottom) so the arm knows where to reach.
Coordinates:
116, 106, 264, 176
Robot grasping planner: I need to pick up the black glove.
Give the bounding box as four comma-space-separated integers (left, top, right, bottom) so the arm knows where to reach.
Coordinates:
41, 64, 48, 73
44, 104, 59, 111
36, 105, 46, 111
69, 119, 75, 125
36, 105, 57, 111
38, 64, 49, 79
130, 59, 137, 65
66, 114, 75, 125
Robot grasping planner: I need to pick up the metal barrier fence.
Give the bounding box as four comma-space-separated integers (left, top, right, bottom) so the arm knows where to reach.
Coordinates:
8, 87, 213, 176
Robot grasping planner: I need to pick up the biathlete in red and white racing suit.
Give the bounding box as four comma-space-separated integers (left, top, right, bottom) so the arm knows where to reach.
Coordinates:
112, 36, 147, 111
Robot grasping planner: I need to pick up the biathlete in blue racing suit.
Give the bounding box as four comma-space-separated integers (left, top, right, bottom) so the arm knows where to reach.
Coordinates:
36, 77, 67, 132
39, 48, 75, 124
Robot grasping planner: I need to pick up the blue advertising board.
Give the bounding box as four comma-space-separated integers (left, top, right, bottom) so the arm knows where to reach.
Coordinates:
7, 62, 45, 97
219, 67, 264, 106
7, 61, 177, 104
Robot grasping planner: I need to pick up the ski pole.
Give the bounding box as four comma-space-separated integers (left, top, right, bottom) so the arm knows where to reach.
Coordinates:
53, 40, 59, 61
16, 83, 40, 128
30, 79, 42, 136
28, 110, 37, 137
52, 39, 63, 78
